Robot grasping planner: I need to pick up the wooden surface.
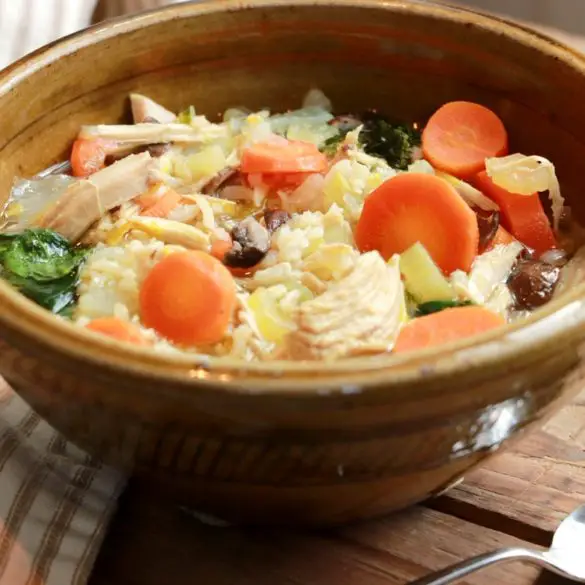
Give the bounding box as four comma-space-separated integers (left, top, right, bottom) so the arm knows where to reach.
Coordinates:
90, 392, 585, 585
88, 15, 585, 585
89, 387, 585, 585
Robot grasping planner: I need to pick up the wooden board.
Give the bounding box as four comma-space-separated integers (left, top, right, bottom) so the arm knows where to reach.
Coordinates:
89, 388, 585, 585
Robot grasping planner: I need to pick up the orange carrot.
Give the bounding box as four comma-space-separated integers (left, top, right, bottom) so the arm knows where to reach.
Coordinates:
71, 139, 115, 178
355, 173, 479, 274
422, 101, 508, 179
241, 139, 327, 174
140, 251, 236, 346
85, 317, 150, 346
394, 306, 506, 353
472, 171, 556, 256
140, 189, 181, 218
210, 238, 233, 262
136, 183, 165, 209
485, 226, 516, 251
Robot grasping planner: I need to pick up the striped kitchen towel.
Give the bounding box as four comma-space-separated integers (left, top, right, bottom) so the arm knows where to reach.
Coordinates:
0, 378, 125, 585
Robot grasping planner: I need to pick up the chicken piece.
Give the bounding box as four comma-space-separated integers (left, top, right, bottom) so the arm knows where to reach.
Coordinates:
130, 93, 176, 124
79, 121, 227, 147
285, 252, 404, 361
37, 152, 153, 242
125, 216, 210, 251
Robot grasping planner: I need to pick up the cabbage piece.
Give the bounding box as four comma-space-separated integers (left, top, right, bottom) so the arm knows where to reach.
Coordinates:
485, 154, 564, 231
436, 172, 499, 211
450, 241, 523, 315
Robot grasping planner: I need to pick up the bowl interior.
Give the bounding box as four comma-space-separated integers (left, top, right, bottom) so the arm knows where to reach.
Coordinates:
1, 0, 585, 383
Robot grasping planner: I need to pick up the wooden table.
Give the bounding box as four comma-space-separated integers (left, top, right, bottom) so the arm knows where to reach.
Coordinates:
89, 17, 585, 585
88, 390, 585, 585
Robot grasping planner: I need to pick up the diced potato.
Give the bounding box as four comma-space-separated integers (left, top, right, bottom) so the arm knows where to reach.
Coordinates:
399, 242, 455, 303
187, 145, 226, 182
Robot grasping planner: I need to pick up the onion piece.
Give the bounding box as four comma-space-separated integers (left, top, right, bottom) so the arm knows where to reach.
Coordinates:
436, 171, 499, 212
485, 154, 564, 232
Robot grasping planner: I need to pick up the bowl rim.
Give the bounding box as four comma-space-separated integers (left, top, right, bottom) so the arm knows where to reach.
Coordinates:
1, 0, 585, 395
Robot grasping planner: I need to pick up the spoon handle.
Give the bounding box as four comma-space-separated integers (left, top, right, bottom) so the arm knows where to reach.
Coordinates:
408, 547, 545, 585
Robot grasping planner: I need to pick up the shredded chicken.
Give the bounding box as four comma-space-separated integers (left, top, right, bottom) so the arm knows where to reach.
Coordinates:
79, 121, 227, 146
284, 252, 403, 360
36, 152, 153, 241
130, 93, 176, 124
125, 217, 210, 251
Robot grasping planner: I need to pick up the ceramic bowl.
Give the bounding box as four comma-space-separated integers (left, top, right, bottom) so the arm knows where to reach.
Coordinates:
1, 0, 585, 526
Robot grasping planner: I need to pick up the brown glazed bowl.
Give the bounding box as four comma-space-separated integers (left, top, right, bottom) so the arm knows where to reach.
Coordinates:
1, 0, 585, 527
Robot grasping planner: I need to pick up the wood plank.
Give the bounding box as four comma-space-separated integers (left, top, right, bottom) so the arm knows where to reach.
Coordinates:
89, 484, 545, 585
433, 390, 585, 539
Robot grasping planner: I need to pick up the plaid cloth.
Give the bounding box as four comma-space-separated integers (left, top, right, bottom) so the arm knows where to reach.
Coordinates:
0, 379, 124, 585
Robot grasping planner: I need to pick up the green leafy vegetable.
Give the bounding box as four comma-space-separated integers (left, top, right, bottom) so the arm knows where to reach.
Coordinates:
359, 112, 421, 170
177, 105, 196, 125
0, 228, 88, 315
320, 133, 345, 157
415, 299, 473, 317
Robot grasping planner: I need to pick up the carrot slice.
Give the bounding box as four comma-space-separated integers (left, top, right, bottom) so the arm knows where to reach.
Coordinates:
485, 226, 516, 251
241, 139, 327, 174
140, 251, 236, 346
86, 317, 150, 346
472, 171, 556, 256
210, 238, 233, 262
394, 306, 506, 353
71, 139, 115, 178
140, 189, 181, 218
355, 173, 479, 274
422, 101, 508, 179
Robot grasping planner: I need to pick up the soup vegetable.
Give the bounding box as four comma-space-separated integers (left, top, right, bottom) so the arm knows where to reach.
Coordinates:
0, 90, 581, 361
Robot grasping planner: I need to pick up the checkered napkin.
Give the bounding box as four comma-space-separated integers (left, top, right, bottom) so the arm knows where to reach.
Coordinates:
0, 378, 125, 585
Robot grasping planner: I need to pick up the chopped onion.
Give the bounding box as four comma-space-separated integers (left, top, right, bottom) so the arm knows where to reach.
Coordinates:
485, 154, 564, 231
436, 172, 499, 212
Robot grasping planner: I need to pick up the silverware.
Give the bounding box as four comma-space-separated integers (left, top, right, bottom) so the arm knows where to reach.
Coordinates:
409, 504, 585, 585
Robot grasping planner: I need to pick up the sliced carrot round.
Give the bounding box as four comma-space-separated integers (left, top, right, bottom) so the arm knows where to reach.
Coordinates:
485, 226, 516, 252
140, 251, 236, 346
140, 188, 181, 218
394, 306, 506, 353
86, 317, 150, 346
70, 138, 115, 178
241, 139, 327, 174
355, 173, 479, 274
472, 171, 557, 255
422, 101, 508, 178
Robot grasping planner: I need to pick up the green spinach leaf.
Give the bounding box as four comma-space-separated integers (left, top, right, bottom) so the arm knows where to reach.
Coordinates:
0, 228, 88, 315
415, 299, 473, 317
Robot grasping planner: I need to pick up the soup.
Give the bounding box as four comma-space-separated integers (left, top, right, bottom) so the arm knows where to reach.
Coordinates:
0, 90, 581, 361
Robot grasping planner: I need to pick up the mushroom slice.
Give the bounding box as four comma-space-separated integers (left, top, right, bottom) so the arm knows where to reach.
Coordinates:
285, 252, 404, 361
130, 93, 176, 124
224, 216, 271, 269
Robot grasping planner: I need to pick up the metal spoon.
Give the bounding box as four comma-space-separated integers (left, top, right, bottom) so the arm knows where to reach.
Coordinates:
409, 504, 585, 585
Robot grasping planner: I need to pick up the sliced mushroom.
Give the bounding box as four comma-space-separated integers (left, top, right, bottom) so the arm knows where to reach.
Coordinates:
201, 167, 242, 195
130, 93, 176, 124
476, 208, 500, 251
508, 259, 560, 310
263, 208, 291, 233
328, 114, 362, 133
224, 216, 270, 269
36, 152, 154, 242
